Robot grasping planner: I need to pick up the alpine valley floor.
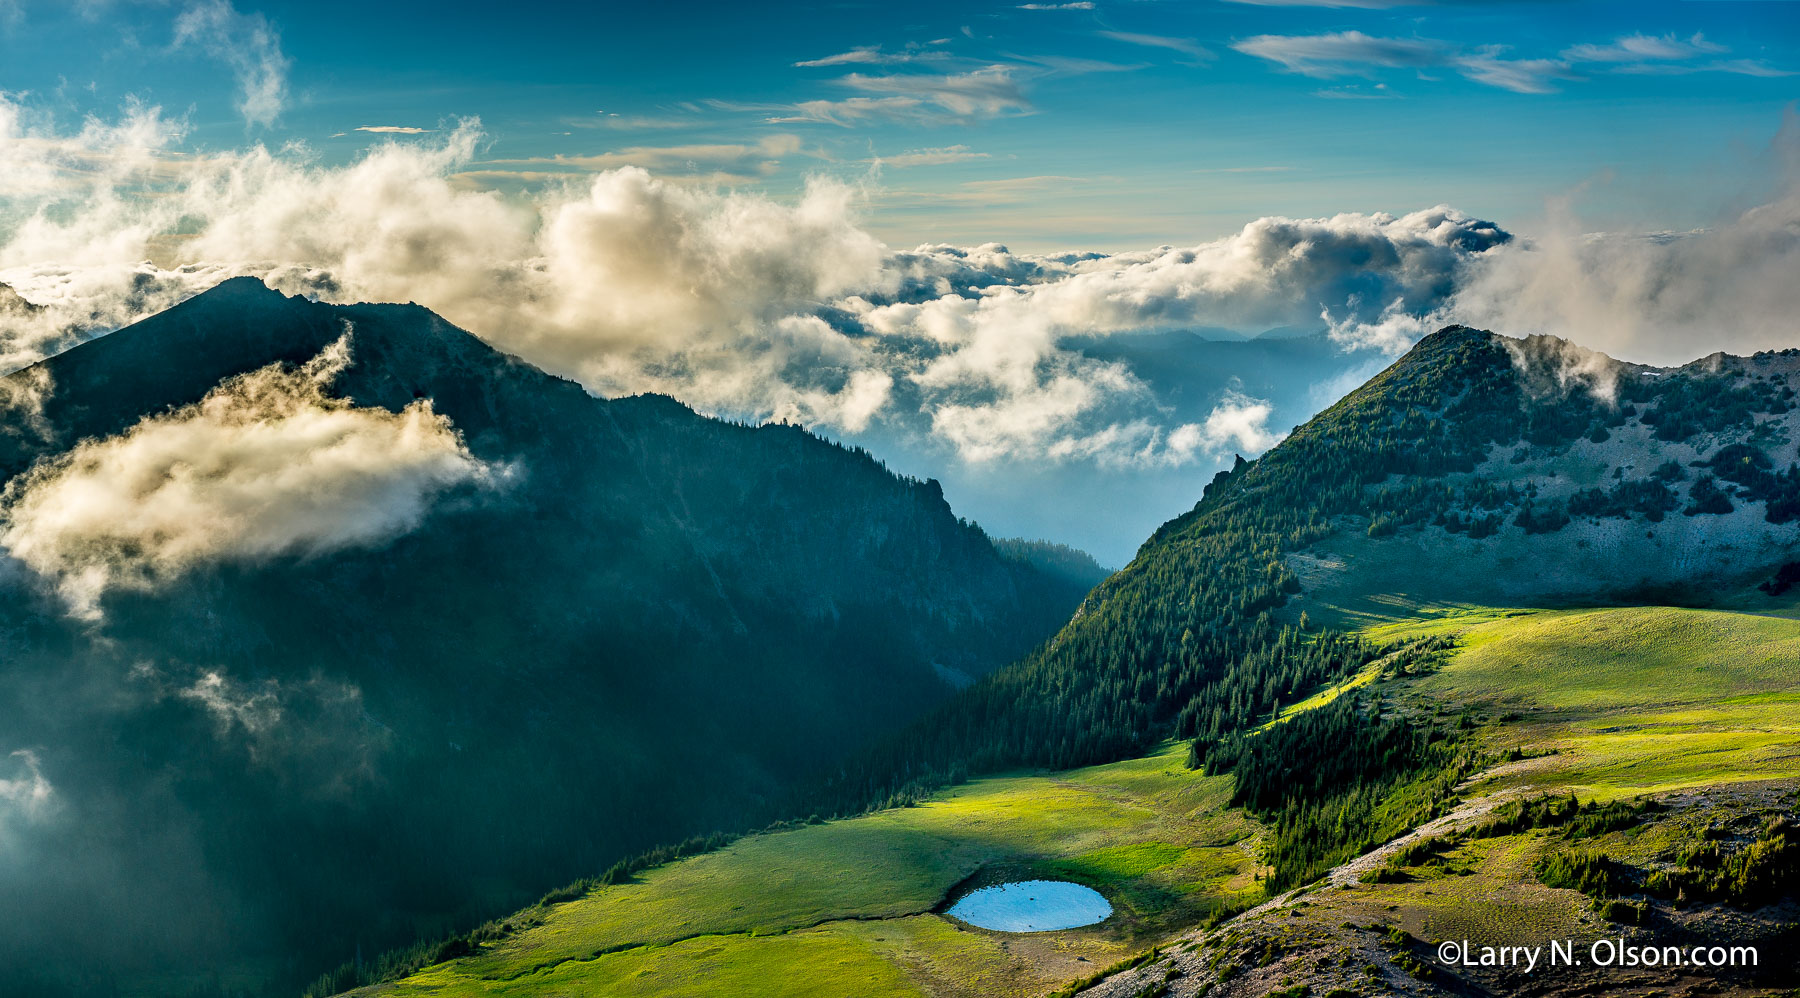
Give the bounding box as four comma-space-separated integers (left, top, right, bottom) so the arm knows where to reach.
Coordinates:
357, 596, 1800, 998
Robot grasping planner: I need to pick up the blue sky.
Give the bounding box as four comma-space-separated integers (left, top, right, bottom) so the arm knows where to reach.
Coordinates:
6, 0, 1797, 250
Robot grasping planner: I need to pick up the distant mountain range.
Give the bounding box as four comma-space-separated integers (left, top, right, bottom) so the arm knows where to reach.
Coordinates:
0, 278, 1094, 994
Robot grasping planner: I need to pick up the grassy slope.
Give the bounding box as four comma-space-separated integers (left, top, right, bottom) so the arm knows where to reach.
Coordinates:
1080, 603, 1800, 998
367, 745, 1262, 998
1399, 605, 1800, 799
1358, 604, 1800, 943
370, 603, 1800, 998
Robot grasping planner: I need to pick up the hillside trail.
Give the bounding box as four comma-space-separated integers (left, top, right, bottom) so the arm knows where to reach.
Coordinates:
1075, 762, 1544, 998
1255, 773, 1533, 918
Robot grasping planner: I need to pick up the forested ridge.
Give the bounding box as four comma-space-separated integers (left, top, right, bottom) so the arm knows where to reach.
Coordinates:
808, 327, 1519, 807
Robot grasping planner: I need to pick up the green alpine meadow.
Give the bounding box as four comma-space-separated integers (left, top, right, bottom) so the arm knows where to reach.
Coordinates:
2, 3, 1798, 997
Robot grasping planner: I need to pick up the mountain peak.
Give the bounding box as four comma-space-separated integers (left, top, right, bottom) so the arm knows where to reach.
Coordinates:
1417, 323, 1489, 345
166, 275, 305, 317
0, 279, 538, 478
1396, 324, 1505, 367
197, 273, 288, 300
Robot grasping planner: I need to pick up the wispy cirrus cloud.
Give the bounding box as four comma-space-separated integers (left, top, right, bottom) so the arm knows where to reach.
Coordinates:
1454, 52, 1571, 95
1233, 31, 1572, 94
1664, 59, 1795, 80
1223, 0, 1415, 6
794, 43, 951, 68
714, 67, 1032, 127
1563, 33, 1791, 78
838, 67, 1032, 118
476, 134, 811, 180
1563, 32, 1726, 63
354, 125, 430, 135
1097, 30, 1213, 62
577, 112, 705, 131
878, 145, 991, 168
1237, 28, 1789, 94
708, 96, 931, 127
1233, 32, 1448, 76
1312, 85, 1396, 100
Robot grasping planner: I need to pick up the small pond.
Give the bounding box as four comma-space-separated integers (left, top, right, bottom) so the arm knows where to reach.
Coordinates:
945, 880, 1112, 932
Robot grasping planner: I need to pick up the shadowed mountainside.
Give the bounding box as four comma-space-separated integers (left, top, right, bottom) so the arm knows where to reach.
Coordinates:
0, 278, 1092, 995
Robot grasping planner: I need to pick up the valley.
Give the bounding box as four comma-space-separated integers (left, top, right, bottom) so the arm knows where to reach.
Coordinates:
356, 597, 1800, 997
8, 7, 1800, 994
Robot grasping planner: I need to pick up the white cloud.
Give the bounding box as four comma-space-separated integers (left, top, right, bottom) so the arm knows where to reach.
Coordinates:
1318, 114, 1800, 366
172, 0, 291, 128
1443, 190, 1800, 366
851, 205, 1506, 464
0, 333, 494, 617
928, 363, 1125, 464
1197, 390, 1284, 455
354, 125, 431, 135
1017, 2, 1095, 9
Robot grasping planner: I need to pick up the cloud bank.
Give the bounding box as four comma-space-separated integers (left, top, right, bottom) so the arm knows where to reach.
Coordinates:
3, 95, 1796, 479
1328, 112, 1800, 367
0, 333, 492, 616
